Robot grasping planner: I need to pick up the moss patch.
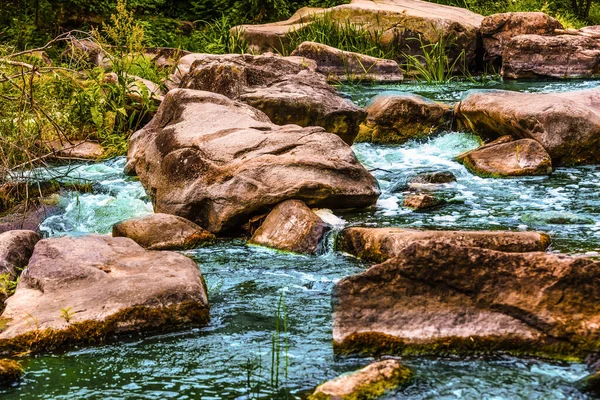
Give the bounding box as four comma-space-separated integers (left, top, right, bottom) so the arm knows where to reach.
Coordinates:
0, 359, 23, 387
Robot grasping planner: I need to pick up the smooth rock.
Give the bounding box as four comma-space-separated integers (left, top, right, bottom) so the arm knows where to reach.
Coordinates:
459, 138, 552, 177
456, 88, 600, 165
0, 235, 209, 353
481, 12, 563, 64
112, 213, 215, 250
308, 359, 412, 400
249, 200, 331, 254
357, 94, 452, 144
49, 140, 104, 160
333, 242, 600, 359
126, 89, 380, 233
502, 34, 600, 79
0, 359, 22, 387
232, 0, 484, 65
177, 53, 366, 144
0, 231, 40, 281
403, 194, 444, 210
338, 227, 550, 262
290, 41, 403, 82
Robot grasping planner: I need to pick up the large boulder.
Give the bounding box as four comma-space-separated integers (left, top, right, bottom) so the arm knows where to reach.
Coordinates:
0, 230, 40, 280
357, 94, 452, 144
456, 88, 600, 165
249, 200, 331, 254
480, 12, 563, 65
338, 227, 550, 262
232, 0, 484, 66
458, 138, 552, 177
126, 89, 380, 234
176, 53, 366, 144
0, 235, 209, 354
308, 359, 412, 400
502, 34, 600, 79
112, 213, 215, 250
290, 41, 403, 82
333, 242, 600, 360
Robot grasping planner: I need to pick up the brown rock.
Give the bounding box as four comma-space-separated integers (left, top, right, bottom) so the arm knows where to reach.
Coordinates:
0, 359, 22, 387
177, 53, 366, 144
0, 230, 40, 281
403, 194, 444, 210
409, 171, 456, 185
0, 201, 60, 234
249, 200, 331, 254
112, 213, 215, 250
104, 73, 165, 104
0, 235, 209, 354
308, 359, 412, 400
290, 41, 403, 82
333, 242, 600, 360
338, 227, 550, 263
357, 94, 452, 144
577, 370, 600, 395
459, 138, 552, 177
49, 140, 104, 160
481, 12, 563, 64
125, 89, 380, 233
502, 34, 600, 79
456, 88, 600, 165
63, 39, 111, 69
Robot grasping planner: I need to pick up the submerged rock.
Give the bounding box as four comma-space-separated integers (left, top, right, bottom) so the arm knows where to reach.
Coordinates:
176, 53, 366, 144
458, 138, 552, 177
338, 227, 549, 262
112, 213, 215, 250
577, 370, 600, 395
357, 94, 452, 144
521, 211, 594, 226
290, 41, 403, 82
249, 200, 331, 254
502, 34, 600, 79
333, 242, 600, 360
456, 88, 600, 165
126, 89, 380, 233
232, 0, 483, 66
480, 12, 563, 65
308, 359, 412, 400
403, 194, 445, 210
0, 359, 22, 387
0, 235, 209, 354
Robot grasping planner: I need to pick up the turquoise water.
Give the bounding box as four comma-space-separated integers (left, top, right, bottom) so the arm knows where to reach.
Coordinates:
2, 80, 599, 399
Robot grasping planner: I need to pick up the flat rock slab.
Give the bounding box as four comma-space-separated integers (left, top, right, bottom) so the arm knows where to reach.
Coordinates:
502, 34, 600, 79
249, 200, 330, 254
456, 88, 600, 165
481, 12, 562, 64
290, 41, 403, 82
176, 53, 366, 144
0, 235, 209, 354
338, 227, 550, 262
112, 213, 215, 250
333, 242, 600, 360
309, 359, 412, 400
126, 89, 380, 233
459, 138, 552, 177
357, 94, 452, 144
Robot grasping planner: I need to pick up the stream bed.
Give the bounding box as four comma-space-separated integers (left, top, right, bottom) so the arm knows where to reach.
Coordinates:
2, 80, 599, 399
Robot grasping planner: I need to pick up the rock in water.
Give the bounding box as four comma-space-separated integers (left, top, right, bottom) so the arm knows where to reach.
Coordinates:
333, 242, 600, 360
480, 12, 563, 65
458, 138, 552, 177
249, 200, 331, 254
0, 235, 209, 354
112, 213, 215, 250
290, 41, 403, 82
576, 370, 600, 395
338, 227, 550, 262
357, 94, 452, 144
0, 359, 22, 387
308, 359, 412, 400
456, 88, 600, 165
521, 211, 594, 226
126, 89, 380, 233
0, 230, 40, 280
176, 53, 366, 144
502, 34, 600, 79
403, 194, 445, 210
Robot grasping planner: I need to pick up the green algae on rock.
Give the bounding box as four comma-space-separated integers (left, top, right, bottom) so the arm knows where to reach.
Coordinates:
0, 359, 23, 387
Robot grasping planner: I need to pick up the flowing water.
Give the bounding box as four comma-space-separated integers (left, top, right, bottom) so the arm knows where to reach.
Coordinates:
2, 80, 599, 399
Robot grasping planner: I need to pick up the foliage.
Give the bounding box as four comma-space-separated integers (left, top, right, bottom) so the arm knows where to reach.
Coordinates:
0, 273, 20, 299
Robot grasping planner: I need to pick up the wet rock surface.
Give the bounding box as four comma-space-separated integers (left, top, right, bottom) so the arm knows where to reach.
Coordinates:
0, 230, 40, 281
249, 200, 331, 254
333, 242, 600, 360
338, 227, 550, 262
112, 213, 215, 250
403, 194, 445, 210
126, 89, 380, 233
0, 235, 210, 353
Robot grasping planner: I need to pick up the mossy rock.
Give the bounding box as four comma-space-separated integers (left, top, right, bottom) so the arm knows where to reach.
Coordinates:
0, 359, 23, 387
